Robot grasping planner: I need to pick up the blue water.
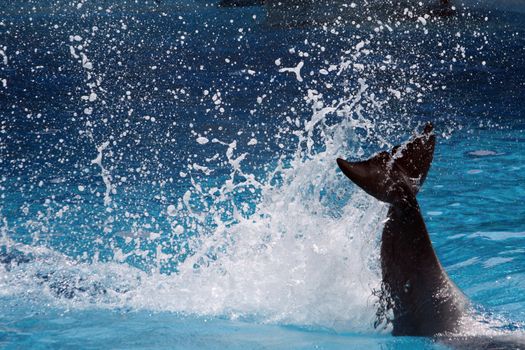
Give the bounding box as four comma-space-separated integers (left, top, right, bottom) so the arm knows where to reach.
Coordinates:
1, 1, 524, 349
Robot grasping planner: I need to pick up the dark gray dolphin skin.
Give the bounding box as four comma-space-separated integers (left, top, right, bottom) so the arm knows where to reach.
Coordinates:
337, 123, 466, 336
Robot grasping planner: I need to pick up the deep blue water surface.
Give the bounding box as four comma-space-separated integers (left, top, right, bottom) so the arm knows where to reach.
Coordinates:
0, 1, 524, 349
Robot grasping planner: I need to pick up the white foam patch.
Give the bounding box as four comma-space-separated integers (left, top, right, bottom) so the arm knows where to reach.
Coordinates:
468, 150, 499, 157
483, 257, 514, 268
129, 191, 385, 331
469, 231, 525, 241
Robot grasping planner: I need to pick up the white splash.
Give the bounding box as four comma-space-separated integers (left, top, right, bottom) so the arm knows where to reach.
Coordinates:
279, 61, 304, 82
1, 36, 422, 333
196, 136, 209, 145
0, 46, 7, 65
0, 46, 7, 88
91, 141, 113, 206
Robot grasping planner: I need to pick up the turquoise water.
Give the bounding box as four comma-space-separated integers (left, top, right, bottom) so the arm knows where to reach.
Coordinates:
0, 1, 524, 349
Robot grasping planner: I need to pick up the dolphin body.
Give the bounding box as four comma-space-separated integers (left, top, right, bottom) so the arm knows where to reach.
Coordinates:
337, 123, 467, 336
336, 125, 525, 348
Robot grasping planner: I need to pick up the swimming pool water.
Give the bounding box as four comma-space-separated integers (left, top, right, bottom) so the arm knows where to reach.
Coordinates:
0, 1, 524, 349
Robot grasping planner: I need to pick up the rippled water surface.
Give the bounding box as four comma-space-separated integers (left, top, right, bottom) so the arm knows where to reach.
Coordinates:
0, 1, 524, 349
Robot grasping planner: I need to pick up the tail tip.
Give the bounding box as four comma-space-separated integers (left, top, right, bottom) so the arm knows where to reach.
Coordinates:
423, 122, 434, 134
336, 157, 349, 168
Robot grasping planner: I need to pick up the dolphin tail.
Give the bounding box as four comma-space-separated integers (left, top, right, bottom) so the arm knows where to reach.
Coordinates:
337, 123, 435, 204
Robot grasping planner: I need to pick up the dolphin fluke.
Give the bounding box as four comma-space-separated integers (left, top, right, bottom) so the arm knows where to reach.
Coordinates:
390, 122, 435, 187
337, 123, 465, 336
337, 123, 435, 204
336, 152, 403, 204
